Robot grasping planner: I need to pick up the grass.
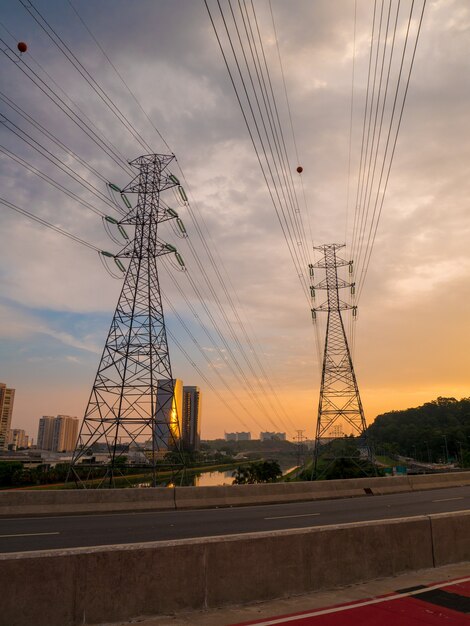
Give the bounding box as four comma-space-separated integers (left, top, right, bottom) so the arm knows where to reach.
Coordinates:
375, 455, 396, 467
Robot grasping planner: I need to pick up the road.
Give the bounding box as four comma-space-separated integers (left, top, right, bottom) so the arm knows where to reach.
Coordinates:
0, 484, 469, 554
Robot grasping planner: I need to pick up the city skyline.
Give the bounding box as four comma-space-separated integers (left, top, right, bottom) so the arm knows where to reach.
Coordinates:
1, 1, 469, 440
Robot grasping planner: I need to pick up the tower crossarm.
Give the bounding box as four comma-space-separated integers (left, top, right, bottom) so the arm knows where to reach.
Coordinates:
312, 301, 354, 312
114, 239, 184, 260
314, 278, 352, 290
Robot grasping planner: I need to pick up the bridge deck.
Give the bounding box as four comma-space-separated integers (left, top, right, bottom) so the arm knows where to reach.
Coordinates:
231, 577, 470, 625
106, 562, 470, 626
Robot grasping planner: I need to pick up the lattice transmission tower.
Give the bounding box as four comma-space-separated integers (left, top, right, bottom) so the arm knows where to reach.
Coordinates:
68, 153, 188, 487
310, 243, 372, 474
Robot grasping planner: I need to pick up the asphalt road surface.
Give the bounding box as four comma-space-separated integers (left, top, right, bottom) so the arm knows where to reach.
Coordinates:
0, 484, 469, 554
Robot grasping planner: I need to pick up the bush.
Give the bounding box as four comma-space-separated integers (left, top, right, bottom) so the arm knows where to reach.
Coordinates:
232, 460, 282, 484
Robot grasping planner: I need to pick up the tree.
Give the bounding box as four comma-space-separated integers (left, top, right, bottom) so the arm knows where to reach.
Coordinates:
232, 460, 282, 484
0, 461, 23, 487
255, 459, 282, 482
367, 397, 470, 464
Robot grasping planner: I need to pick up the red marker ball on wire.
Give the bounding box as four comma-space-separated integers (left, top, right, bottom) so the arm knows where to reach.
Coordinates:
296, 166, 303, 174
17, 42, 28, 53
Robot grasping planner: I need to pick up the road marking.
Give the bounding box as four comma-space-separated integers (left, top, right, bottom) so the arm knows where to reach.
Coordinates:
432, 497, 464, 503
0, 532, 60, 538
237, 576, 470, 625
265, 513, 320, 520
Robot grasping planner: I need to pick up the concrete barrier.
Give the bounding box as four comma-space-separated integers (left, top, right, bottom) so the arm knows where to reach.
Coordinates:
430, 510, 470, 566
0, 486, 175, 517
174, 472, 470, 509
3, 510, 470, 626
409, 471, 470, 491
174, 479, 367, 509
1, 471, 469, 517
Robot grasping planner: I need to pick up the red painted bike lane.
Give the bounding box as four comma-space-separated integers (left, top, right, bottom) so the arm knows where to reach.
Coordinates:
230, 577, 470, 625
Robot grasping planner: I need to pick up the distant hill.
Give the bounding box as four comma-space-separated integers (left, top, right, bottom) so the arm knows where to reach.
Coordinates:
367, 397, 470, 465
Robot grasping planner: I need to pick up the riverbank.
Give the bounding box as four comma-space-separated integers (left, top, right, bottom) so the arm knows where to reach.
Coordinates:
7, 463, 243, 490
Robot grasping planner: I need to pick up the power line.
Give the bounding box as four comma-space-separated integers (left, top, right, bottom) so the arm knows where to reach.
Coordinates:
0, 90, 110, 185
353, 0, 399, 278
267, 0, 322, 370
356, 0, 427, 300
18, 0, 155, 155
1, 114, 123, 214
63, 0, 296, 427
161, 291, 263, 432
247, 0, 312, 266
0, 196, 101, 251
0, 35, 132, 174
205, 0, 311, 303
349, 0, 379, 263
50, 0, 298, 426
67, 0, 173, 155
344, 0, 358, 246
4, 2, 302, 428
0, 145, 109, 217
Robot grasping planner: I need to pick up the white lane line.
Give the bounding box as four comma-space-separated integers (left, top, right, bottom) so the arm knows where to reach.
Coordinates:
265, 513, 320, 520
0, 532, 60, 538
242, 575, 470, 625
432, 497, 464, 503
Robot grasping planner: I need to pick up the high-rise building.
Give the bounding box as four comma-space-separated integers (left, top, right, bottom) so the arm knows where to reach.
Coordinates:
37, 415, 79, 452
0, 383, 15, 451
52, 416, 79, 452
154, 379, 183, 454
260, 432, 286, 441
7, 429, 29, 450
225, 432, 251, 442
236, 432, 251, 441
37, 416, 56, 451
182, 386, 201, 451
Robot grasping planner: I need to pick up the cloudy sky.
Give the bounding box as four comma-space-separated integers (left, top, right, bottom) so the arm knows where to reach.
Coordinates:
1, 0, 469, 441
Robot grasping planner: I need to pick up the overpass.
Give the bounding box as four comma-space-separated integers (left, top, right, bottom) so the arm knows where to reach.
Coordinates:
0, 472, 469, 626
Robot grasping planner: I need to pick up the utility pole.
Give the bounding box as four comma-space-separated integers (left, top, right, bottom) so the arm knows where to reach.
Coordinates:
294, 429, 306, 467
424, 440, 432, 463
443, 434, 449, 464
68, 154, 187, 487
310, 244, 372, 475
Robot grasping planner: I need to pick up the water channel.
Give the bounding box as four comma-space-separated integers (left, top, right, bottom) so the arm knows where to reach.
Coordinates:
133, 465, 298, 488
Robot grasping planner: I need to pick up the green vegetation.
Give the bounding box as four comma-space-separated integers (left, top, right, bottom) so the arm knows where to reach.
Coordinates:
367, 397, 470, 465
0, 462, 73, 488
317, 438, 377, 479
5, 462, 242, 490
305, 457, 383, 481
297, 438, 381, 481
6, 397, 468, 490
0, 461, 23, 487
375, 455, 395, 467
232, 460, 282, 484
203, 438, 298, 468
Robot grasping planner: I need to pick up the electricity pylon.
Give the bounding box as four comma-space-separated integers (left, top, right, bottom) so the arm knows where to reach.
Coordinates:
68, 153, 187, 487
294, 429, 306, 467
310, 243, 372, 475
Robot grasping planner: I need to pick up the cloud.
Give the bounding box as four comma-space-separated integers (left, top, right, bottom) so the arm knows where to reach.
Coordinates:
1, 0, 469, 439
0, 302, 101, 353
